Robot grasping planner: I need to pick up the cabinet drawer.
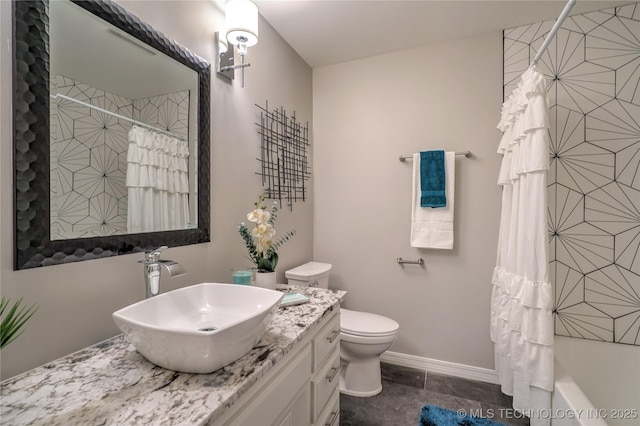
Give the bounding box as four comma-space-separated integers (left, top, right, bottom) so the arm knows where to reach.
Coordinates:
315, 388, 339, 426
312, 347, 340, 422
313, 313, 340, 371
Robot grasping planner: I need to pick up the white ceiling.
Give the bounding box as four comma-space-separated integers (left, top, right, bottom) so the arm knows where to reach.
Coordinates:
254, 0, 631, 68
51, 0, 197, 100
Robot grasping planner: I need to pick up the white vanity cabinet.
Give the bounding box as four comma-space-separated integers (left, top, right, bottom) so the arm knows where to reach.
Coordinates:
0, 288, 346, 426
215, 310, 341, 426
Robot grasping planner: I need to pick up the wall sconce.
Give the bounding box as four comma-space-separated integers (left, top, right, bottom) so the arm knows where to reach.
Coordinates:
216, 0, 258, 87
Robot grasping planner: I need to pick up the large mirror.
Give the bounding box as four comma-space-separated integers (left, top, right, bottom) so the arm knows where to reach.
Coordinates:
13, 0, 211, 269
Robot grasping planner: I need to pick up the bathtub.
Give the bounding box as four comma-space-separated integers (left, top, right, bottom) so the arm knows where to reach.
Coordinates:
551, 337, 640, 426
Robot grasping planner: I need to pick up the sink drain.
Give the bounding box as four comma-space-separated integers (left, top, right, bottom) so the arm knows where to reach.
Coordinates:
198, 326, 217, 332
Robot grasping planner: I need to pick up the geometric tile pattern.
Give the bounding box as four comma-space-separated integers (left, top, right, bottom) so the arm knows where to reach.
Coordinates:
504, 2, 640, 346
50, 75, 189, 240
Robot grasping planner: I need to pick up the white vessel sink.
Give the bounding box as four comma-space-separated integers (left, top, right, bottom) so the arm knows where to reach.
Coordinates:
113, 283, 283, 373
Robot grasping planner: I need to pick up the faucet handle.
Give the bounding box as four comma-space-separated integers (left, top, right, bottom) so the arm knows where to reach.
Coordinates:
145, 246, 169, 262
148, 246, 169, 254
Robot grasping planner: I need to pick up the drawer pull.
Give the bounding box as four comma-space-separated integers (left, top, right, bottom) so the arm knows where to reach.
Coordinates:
325, 409, 340, 426
326, 365, 339, 382
326, 330, 340, 344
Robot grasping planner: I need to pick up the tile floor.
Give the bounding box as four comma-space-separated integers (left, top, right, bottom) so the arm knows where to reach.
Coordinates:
340, 363, 530, 426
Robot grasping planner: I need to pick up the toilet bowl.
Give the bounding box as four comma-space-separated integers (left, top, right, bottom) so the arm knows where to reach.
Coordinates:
285, 262, 399, 397
339, 308, 399, 396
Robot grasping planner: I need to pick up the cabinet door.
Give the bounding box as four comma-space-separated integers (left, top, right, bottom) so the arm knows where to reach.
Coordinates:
227, 345, 312, 425
286, 381, 311, 426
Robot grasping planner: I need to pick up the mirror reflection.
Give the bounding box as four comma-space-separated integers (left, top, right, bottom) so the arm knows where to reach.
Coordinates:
49, 0, 199, 240
13, 0, 210, 269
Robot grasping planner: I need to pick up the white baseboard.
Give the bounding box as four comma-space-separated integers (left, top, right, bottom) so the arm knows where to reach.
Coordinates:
381, 351, 500, 385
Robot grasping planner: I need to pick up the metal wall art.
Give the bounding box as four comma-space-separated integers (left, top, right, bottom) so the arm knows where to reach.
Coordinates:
255, 101, 310, 210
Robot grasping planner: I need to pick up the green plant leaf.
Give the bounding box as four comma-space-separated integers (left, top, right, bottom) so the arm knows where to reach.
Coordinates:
1, 297, 38, 350
257, 252, 278, 272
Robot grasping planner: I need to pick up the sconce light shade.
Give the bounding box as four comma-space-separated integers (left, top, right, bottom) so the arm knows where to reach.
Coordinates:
225, 0, 259, 49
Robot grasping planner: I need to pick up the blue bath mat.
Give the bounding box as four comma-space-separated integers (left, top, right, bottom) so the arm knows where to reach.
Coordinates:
419, 404, 506, 426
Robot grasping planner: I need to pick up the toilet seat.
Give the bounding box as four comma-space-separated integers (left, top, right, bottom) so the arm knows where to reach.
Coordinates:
340, 308, 399, 338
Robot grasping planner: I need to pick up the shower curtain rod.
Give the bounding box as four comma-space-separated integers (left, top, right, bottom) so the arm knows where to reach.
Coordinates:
530, 0, 576, 66
50, 93, 187, 141
399, 151, 471, 162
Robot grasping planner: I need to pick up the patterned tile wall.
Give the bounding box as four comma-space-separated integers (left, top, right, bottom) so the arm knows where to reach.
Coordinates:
50, 75, 190, 239
503, 3, 640, 346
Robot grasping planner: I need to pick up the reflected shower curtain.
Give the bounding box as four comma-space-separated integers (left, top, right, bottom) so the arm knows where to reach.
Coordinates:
126, 125, 189, 233
491, 65, 554, 426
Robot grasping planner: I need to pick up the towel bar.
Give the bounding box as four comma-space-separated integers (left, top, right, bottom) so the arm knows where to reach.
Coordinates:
397, 257, 424, 265
399, 151, 471, 162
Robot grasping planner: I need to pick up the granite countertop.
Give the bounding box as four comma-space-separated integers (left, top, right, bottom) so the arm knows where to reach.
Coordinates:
0, 286, 345, 426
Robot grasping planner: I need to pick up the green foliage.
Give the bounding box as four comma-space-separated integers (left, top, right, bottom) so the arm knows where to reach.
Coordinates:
253, 193, 267, 210
1, 297, 38, 350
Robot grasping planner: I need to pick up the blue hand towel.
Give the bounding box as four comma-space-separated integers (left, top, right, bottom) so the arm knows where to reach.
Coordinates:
420, 150, 446, 208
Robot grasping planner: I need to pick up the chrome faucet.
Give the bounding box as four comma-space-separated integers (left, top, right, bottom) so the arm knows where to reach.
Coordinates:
142, 246, 187, 298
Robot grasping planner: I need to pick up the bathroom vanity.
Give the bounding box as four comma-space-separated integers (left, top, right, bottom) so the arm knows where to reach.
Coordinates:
0, 286, 344, 425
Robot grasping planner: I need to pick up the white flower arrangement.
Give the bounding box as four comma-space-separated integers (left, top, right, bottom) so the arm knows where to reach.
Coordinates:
238, 194, 295, 273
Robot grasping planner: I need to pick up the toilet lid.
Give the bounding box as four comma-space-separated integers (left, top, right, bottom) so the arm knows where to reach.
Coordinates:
340, 308, 399, 337
285, 262, 332, 281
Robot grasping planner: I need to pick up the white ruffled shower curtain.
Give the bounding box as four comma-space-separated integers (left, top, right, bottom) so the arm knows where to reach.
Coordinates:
491, 65, 554, 426
126, 125, 190, 233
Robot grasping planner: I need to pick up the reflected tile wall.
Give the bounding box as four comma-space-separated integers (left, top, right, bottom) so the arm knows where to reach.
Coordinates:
50, 75, 189, 239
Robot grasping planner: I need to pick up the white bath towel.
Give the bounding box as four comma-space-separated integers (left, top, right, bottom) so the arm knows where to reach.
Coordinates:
410, 151, 455, 249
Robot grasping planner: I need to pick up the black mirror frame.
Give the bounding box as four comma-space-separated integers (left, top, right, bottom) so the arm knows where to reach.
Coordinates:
13, 0, 211, 270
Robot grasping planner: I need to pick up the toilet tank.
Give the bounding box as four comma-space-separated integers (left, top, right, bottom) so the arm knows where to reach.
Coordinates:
285, 262, 332, 289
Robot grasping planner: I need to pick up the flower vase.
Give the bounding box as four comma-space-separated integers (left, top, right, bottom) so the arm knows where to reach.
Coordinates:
255, 271, 277, 290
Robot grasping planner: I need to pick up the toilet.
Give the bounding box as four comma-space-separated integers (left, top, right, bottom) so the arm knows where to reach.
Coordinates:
285, 262, 399, 397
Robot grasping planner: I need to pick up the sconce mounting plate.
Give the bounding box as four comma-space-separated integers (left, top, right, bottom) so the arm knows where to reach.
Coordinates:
216, 32, 235, 81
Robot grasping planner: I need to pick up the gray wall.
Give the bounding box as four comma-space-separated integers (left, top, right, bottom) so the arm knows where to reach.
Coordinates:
0, 0, 313, 380
313, 32, 504, 369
